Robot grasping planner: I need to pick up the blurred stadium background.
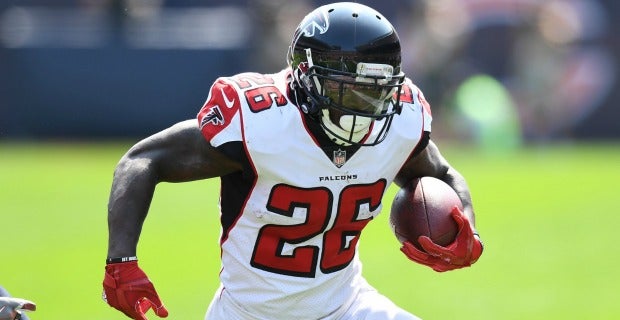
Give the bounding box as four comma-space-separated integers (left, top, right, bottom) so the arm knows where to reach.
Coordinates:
1, 0, 619, 319
1, 0, 618, 141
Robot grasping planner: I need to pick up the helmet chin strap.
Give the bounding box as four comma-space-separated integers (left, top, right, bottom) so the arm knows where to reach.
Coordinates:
320, 109, 372, 146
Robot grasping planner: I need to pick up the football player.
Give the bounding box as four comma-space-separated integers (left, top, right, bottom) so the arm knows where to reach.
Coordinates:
0, 286, 35, 320
103, 2, 483, 319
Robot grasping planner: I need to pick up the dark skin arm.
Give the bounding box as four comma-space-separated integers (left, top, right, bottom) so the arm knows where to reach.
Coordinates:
108, 120, 475, 256
107, 120, 242, 258
394, 140, 476, 228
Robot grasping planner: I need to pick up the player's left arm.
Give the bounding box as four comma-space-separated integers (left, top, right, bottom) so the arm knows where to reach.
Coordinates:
394, 139, 483, 271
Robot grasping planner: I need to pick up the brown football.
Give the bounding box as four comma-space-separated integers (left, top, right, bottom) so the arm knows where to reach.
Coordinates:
389, 177, 462, 250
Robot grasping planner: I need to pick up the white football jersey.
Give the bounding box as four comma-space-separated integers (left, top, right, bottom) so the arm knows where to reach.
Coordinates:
197, 69, 432, 319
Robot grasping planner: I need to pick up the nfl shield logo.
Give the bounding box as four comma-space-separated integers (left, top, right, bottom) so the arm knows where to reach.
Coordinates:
333, 149, 346, 168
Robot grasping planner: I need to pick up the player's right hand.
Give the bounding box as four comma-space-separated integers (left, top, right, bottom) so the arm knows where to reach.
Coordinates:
103, 260, 168, 320
401, 207, 483, 272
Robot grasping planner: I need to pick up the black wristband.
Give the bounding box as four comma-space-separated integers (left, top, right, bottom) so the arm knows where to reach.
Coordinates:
106, 256, 138, 264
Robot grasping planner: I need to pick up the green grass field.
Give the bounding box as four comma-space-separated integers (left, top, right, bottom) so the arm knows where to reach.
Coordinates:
1, 141, 619, 319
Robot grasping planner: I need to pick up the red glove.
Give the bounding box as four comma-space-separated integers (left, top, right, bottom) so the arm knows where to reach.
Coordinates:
103, 260, 168, 320
401, 206, 483, 272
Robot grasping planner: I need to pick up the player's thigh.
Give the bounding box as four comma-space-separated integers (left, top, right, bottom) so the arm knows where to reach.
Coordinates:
343, 288, 421, 320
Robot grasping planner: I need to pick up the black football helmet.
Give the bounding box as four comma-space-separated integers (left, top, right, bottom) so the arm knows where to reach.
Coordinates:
288, 2, 405, 146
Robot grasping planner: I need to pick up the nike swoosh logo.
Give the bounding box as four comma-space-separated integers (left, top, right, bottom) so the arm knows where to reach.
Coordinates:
221, 87, 235, 109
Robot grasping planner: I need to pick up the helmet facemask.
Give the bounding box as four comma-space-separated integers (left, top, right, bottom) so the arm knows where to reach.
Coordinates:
297, 49, 404, 146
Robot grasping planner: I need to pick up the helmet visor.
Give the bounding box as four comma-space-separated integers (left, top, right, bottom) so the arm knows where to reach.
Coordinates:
321, 75, 399, 115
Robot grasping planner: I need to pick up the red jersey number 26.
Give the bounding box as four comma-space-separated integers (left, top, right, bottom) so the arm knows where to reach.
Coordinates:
251, 180, 386, 277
